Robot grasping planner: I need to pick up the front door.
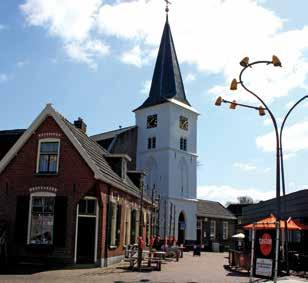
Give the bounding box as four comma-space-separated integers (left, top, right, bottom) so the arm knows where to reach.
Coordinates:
178, 212, 186, 245
76, 198, 98, 264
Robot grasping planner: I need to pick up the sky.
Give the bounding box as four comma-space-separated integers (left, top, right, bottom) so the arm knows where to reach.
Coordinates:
1, 0, 308, 205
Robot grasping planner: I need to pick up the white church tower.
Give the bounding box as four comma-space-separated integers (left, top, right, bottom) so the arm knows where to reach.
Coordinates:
134, 9, 198, 243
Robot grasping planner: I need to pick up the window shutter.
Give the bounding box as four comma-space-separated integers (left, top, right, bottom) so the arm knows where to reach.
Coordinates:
53, 196, 67, 247
107, 202, 112, 246
116, 204, 122, 246
15, 196, 30, 244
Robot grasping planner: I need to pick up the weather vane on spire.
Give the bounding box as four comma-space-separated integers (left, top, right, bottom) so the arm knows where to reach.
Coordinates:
164, 0, 171, 14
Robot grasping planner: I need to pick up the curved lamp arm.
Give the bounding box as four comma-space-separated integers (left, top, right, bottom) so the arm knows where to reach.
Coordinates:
280, 95, 308, 142
238, 60, 281, 219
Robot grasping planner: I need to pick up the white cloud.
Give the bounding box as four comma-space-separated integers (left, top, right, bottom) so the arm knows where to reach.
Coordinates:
96, 0, 308, 103
121, 45, 146, 67
20, 0, 101, 41
233, 162, 257, 172
263, 117, 282, 126
17, 60, 30, 68
19, 0, 308, 91
0, 74, 8, 83
257, 120, 308, 154
140, 80, 151, 94
20, 0, 108, 68
64, 40, 109, 70
184, 73, 196, 83
197, 184, 275, 204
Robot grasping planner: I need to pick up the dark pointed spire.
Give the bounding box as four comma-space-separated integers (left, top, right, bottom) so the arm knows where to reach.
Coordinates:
135, 12, 190, 111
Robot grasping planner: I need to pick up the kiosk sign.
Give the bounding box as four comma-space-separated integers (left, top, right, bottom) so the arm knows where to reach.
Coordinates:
254, 230, 275, 278
259, 233, 272, 256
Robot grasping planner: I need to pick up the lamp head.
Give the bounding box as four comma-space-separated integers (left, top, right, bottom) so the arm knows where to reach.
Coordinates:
230, 100, 237, 110
258, 106, 266, 116
230, 79, 238, 91
240, 57, 249, 67
215, 96, 223, 106
272, 55, 282, 67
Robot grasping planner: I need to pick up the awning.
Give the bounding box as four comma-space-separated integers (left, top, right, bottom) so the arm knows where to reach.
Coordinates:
244, 214, 302, 230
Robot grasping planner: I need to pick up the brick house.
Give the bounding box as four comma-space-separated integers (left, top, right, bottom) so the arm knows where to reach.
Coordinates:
0, 104, 153, 266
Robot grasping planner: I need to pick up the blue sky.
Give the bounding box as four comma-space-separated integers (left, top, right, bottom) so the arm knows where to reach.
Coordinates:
1, 0, 308, 204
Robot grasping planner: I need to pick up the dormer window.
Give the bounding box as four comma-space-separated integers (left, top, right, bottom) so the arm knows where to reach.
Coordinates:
180, 137, 187, 151
37, 139, 60, 174
148, 137, 156, 149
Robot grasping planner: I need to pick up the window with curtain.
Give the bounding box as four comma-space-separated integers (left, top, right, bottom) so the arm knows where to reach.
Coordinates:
38, 141, 60, 173
29, 196, 55, 245
109, 203, 122, 247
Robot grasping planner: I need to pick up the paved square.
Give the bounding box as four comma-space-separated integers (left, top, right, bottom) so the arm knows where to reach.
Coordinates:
0, 252, 251, 283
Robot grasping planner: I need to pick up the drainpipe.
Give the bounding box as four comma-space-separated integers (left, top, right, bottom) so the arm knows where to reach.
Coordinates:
104, 185, 111, 267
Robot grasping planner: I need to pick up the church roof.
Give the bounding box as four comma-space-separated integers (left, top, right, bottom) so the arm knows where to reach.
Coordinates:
135, 16, 190, 111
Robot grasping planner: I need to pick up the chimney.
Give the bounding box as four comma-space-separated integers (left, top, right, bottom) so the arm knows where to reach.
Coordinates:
74, 117, 87, 133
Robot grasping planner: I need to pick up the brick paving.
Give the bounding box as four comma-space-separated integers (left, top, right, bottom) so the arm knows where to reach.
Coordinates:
0, 252, 251, 283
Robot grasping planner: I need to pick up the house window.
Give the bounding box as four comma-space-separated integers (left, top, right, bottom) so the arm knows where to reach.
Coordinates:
210, 220, 216, 240
37, 140, 60, 173
130, 209, 137, 244
180, 138, 187, 151
223, 221, 229, 240
147, 137, 156, 149
79, 199, 96, 215
29, 194, 55, 245
109, 202, 122, 247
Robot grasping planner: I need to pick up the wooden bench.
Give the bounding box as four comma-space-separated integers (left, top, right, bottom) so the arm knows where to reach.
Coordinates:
146, 257, 162, 271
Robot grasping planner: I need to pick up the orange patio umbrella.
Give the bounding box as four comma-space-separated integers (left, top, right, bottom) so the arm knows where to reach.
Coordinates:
244, 214, 302, 230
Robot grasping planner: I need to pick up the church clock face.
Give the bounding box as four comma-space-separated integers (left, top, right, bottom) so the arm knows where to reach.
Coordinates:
179, 116, 188, 131
147, 114, 157, 128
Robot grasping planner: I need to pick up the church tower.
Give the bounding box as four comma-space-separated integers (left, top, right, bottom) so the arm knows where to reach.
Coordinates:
134, 7, 198, 243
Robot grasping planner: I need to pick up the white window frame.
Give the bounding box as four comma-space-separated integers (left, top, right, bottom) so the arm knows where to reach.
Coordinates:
210, 220, 216, 240
36, 138, 61, 174
74, 196, 99, 263
223, 221, 229, 240
27, 191, 56, 245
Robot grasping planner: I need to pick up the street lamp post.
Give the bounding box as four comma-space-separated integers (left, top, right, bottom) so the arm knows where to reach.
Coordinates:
216, 56, 282, 282
215, 56, 308, 281
280, 95, 308, 274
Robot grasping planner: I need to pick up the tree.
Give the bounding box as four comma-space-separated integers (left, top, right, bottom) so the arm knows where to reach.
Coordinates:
226, 195, 254, 207
237, 196, 254, 204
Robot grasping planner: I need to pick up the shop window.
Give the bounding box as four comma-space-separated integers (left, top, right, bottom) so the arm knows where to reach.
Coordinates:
29, 195, 55, 245
37, 140, 60, 173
